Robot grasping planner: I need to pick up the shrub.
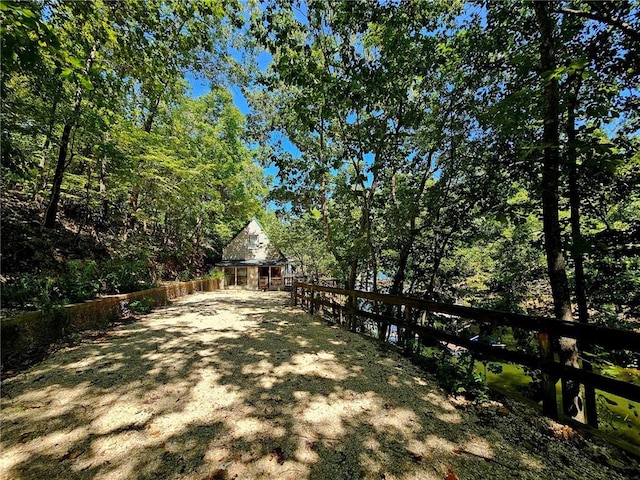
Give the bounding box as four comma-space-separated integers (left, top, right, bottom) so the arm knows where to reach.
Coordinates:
101, 256, 155, 294
2, 273, 64, 311
60, 260, 100, 303
128, 297, 155, 314
207, 268, 224, 280
427, 349, 489, 400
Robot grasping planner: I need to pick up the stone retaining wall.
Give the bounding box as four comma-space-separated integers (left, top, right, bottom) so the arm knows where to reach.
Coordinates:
1, 279, 220, 369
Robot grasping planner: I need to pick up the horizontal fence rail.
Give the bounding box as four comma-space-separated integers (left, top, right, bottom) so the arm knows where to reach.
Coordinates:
292, 281, 640, 428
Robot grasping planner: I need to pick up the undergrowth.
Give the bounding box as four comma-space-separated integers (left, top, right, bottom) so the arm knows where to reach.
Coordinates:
422, 348, 490, 401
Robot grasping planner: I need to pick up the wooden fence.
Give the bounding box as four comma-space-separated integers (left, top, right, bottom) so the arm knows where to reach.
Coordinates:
293, 281, 640, 428
1, 278, 220, 369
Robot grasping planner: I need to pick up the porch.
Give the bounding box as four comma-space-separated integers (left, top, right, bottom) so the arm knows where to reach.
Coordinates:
219, 263, 288, 291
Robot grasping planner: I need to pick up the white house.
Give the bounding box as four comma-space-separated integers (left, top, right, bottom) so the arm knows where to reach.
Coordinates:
217, 218, 294, 290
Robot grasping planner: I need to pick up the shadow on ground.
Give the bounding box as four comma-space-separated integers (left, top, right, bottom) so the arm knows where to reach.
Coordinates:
1, 291, 635, 480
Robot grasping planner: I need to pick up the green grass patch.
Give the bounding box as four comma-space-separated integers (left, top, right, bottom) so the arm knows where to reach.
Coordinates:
475, 360, 640, 447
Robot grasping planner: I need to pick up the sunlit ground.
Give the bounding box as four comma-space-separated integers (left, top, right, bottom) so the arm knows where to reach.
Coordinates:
0, 291, 633, 479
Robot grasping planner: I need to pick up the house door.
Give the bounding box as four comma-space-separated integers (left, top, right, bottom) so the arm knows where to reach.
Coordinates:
269, 266, 282, 289
258, 267, 269, 290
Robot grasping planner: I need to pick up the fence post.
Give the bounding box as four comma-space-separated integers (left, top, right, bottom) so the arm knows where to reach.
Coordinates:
538, 331, 558, 419
582, 342, 598, 427
301, 285, 306, 310
404, 305, 412, 355
584, 373, 598, 428
346, 291, 354, 331
310, 287, 315, 315
331, 291, 337, 322
292, 281, 297, 306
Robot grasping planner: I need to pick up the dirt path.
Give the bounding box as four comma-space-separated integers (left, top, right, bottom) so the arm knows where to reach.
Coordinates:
1, 291, 636, 479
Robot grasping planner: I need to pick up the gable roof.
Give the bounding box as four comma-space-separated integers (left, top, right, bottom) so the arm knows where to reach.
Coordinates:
222, 217, 288, 262
224, 218, 256, 247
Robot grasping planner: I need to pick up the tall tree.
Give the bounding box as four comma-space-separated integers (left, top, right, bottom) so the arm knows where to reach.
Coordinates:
2, 0, 245, 229
532, 0, 582, 420
252, 0, 466, 293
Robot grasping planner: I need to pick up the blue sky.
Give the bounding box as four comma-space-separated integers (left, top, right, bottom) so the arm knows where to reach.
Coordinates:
186, 50, 284, 182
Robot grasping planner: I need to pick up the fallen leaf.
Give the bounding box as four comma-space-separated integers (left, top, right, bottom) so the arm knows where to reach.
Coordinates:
498, 406, 510, 416
60, 450, 83, 461
445, 466, 459, 480
549, 423, 577, 441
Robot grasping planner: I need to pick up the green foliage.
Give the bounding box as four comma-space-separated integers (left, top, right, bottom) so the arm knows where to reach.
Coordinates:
2, 273, 62, 311
2, 255, 156, 311
596, 394, 640, 446
60, 260, 100, 304
1, 1, 639, 436
266, 212, 338, 281
250, 0, 639, 335
427, 349, 489, 401
127, 297, 155, 315
2, 261, 102, 310
101, 256, 155, 294
206, 268, 224, 281
1, 0, 262, 277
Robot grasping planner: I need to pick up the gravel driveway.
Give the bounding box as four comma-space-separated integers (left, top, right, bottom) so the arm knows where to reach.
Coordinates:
1, 290, 636, 479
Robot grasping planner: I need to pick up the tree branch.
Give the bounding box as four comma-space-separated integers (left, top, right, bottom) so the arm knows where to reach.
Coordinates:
556, 7, 640, 42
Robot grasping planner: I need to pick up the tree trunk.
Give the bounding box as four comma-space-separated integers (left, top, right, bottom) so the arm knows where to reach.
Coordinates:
567, 77, 596, 426
426, 227, 456, 299
347, 258, 359, 332
99, 157, 109, 228
43, 42, 98, 228
379, 232, 415, 342
533, 1, 583, 422
127, 12, 186, 234
381, 151, 435, 340
43, 122, 73, 228
34, 87, 62, 202
75, 160, 93, 241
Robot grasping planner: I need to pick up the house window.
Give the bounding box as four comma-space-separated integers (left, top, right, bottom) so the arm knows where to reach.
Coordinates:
248, 234, 258, 250
224, 267, 236, 286
237, 267, 247, 286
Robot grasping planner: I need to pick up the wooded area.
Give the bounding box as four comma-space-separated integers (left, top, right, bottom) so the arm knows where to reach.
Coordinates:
1, 0, 639, 449
249, 0, 639, 430
2, 0, 265, 306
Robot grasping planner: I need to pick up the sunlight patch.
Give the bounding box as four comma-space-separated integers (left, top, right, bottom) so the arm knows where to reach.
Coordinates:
273, 352, 351, 380
519, 452, 544, 470
91, 399, 151, 435
460, 436, 494, 459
